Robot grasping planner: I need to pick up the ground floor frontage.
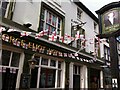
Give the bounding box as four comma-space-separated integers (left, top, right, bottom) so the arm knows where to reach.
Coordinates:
0, 24, 104, 90
0, 44, 104, 90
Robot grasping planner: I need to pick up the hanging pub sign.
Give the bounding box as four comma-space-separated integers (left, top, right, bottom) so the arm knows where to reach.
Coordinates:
96, 1, 120, 35
102, 8, 120, 34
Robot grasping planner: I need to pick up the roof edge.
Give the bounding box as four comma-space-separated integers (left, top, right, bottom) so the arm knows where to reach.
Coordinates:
73, 0, 98, 23
96, 1, 120, 14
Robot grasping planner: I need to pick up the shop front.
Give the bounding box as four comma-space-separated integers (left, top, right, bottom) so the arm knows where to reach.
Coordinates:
1, 24, 104, 89
1, 25, 66, 89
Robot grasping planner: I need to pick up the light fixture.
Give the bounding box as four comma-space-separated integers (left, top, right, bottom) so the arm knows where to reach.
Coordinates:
28, 54, 37, 70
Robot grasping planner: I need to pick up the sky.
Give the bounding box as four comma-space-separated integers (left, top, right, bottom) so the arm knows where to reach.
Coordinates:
79, 0, 120, 16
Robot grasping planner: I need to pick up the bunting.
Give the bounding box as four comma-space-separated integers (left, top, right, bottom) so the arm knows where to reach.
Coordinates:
1, 26, 105, 63
20, 31, 32, 37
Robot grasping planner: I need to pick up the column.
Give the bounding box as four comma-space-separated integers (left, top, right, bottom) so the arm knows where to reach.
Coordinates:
80, 65, 88, 88
69, 62, 74, 88
100, 70, 104, 88
61, 61, 66, 88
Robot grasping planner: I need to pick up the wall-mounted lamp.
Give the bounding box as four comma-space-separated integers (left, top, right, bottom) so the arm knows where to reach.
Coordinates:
28, 54, 37, 74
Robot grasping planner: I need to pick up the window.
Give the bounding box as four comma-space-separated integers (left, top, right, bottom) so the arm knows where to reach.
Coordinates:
1, 49, 20, 67
39, 68, 56, 88
57, 70, 61, 87
94, 22, 97, 32
40, 7, 63, 36
1, 0, 15, 19
30, 56, 63, 88
94, 38, 99, 56
73, 65, 80, 75
77, 8, 82, 20
41, 58, 48, 66
104, 45, 110, 61
58, 61, 61, 69
50, 60, 56, 67
71, 29, 85, 49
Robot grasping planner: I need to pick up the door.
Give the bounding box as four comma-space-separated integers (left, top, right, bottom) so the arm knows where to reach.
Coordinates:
73, 75, 80, 90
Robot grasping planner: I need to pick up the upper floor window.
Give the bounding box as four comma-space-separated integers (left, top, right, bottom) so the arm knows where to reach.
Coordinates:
77, 7, 82, 20
40, 7, 63, 36
71, 28, 85, 49
94, 22, 97, 32
104, 45, 110, 61
1, 0, 15, 19
94, 37, 100, 56
1, 0, 8, 17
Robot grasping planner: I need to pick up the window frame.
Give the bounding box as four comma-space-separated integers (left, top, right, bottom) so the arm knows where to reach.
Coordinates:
104, 45, 110, 61
1, 0, 15, 19
30, 56, 63, 88
77, 7, 83, 20
71, 29, 85, 49
1, 49, 21, 67
73, 65, 80, 75
39, 2, 65, 37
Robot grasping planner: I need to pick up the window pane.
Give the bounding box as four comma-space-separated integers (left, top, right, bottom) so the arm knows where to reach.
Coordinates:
57, 70, 61, 87
46, 24, 51, 35
52, 15, 56, 26
39, 68, 56, 88
48, 12, 52, 24
41, 8, 45, 20
2, 50, 11, 66
73, 65, 77, 74
41, 58, 48, 65
11, 52, 20, 67
58, 18, 61, 29
50, 60, 56, 67
2, 1, 8, 17
58, 61, 61, 69
40, 21, 44, 31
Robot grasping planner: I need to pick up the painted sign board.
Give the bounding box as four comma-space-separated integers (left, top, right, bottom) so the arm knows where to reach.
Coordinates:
116, 36, 120, 42
102, 8, 120, 34
112, 78, 118, 88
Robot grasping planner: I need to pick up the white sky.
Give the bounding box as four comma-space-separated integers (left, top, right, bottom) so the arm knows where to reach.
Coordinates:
79, 0, 120, 16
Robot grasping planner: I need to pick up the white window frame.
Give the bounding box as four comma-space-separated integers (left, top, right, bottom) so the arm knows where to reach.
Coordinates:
77, 7, 83, 20
40, 8, 62, 36
32, 56, 63, 88
73, 65, 80, 75
0, 45, 24, 88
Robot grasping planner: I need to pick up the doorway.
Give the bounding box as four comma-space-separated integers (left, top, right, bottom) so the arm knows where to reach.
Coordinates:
73, 65, 80, 89
73, 75, 80, 89
88, 68, 100, 89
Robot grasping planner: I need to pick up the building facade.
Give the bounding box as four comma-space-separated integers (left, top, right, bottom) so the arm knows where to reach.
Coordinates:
0, 0, 106, 89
